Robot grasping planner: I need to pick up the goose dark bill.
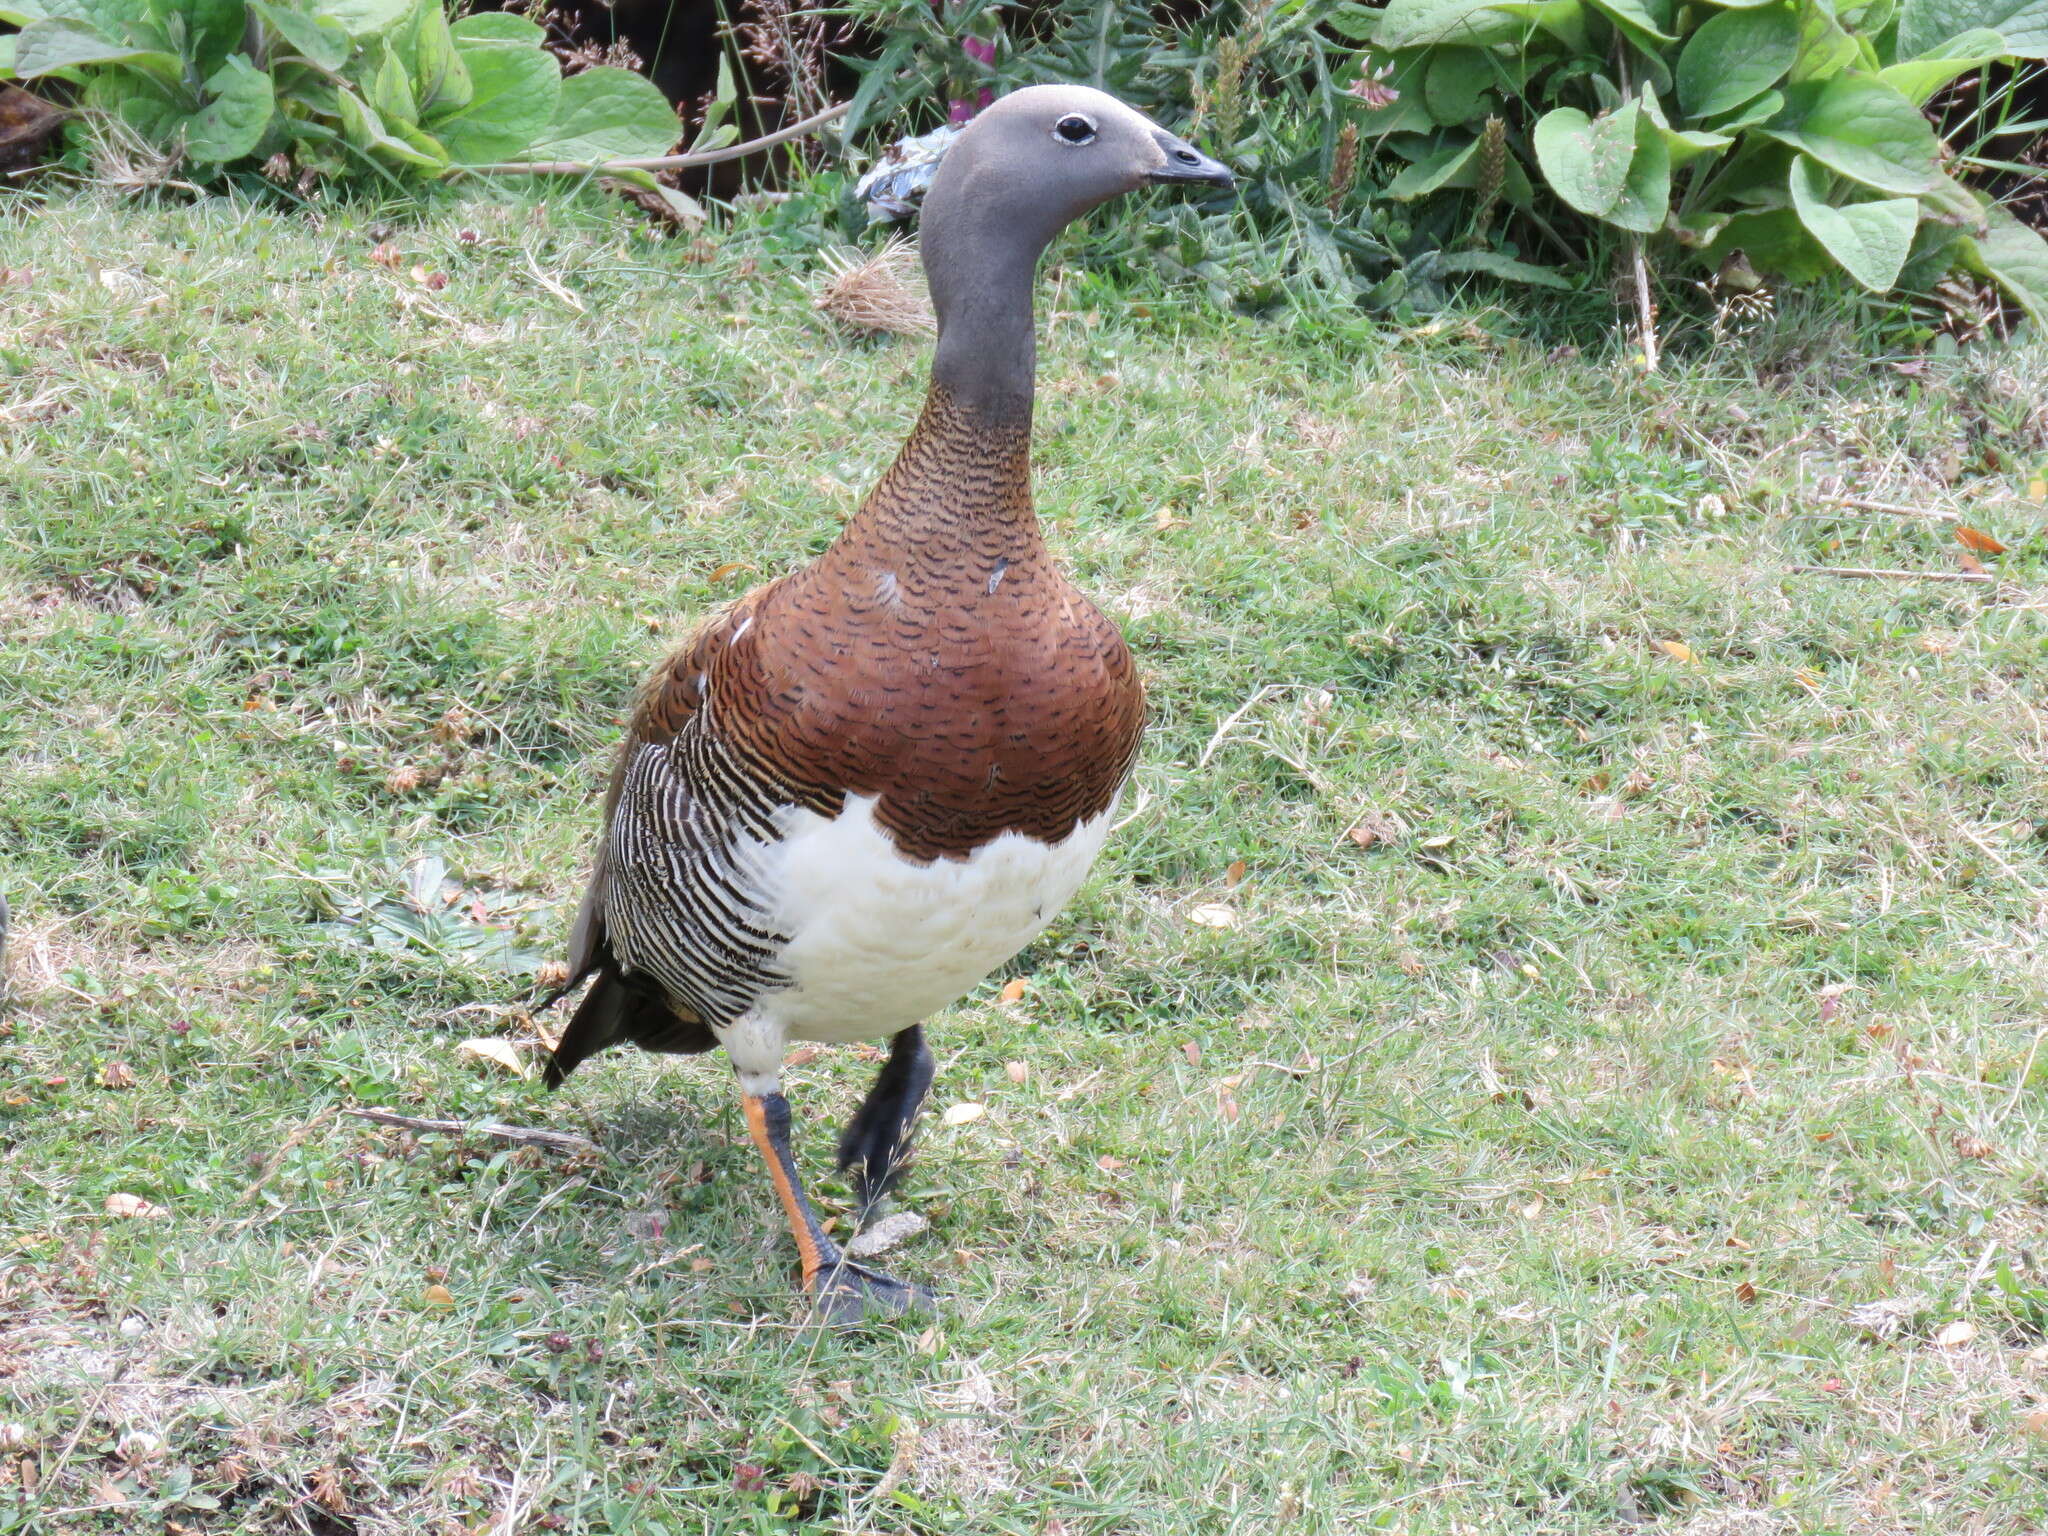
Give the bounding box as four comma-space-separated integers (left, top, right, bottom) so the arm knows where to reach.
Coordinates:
1146, 132, 1236, 188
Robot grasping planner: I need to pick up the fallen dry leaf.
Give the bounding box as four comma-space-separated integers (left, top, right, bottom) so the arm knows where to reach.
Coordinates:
422, 1283, 455, 1309
1187, 903, 1237, 929
2022, 1408, 2048, 1439
690, 1257, 714, 1273
1216, 1084, 1241, 1123
706, 562, 751, 583
2028, 477, 2046, 505
1956, 548, 1989, 576
941, 1102, 985, 1127
457, 1037, 528, 1077
98, 1061, 136, 1090
1955, 525, 2006, 555
999, 977, 1027, 1003
1735, 1280, 1758, 1304
1225, 859, 1247, 887
784, 1045, 820, 1067
1345, 810, 1405, 848
1181, 1040, 1202, 1068
1095, 1155, 1125, 1173
1004, 1060, 1028, 1084
103, 1193, 166, 1219
1654, 639, 1699, 664
1933, 1319, 1978, 1349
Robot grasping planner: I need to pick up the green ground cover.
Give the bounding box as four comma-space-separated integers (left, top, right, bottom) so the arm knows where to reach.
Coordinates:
2, 189, 2047, 1534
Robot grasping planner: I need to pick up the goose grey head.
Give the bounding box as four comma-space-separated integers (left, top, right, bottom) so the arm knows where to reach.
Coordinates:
917, 85, 1231, 418
920, 84, 1232, 254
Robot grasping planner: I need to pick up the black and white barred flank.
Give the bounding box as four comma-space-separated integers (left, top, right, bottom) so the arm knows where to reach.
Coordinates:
544, 701, 803, 1081
603, 715, 794, 1030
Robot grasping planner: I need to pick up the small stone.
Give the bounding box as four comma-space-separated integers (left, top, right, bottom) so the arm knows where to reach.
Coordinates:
844, 1211, 928, 1260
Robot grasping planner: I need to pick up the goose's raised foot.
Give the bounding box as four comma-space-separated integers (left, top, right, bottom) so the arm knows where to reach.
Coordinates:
807, 1256, 937, 1325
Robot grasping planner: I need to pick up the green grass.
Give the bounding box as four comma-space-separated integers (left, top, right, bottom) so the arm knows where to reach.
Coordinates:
4, 186, 2048, 1535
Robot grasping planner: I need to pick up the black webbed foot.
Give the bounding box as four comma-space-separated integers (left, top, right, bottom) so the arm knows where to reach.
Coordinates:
743, 1084, 936, 1326
807, 1253, 938, 1325
835, 1024, 935, 1213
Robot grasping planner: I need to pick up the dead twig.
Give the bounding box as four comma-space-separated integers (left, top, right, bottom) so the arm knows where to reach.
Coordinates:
1814, 495, 1960, 523
240, 1107, 336, 1202
1788, 564, 1992, 584
1631, 239, 1658, 374
1197, 684, 1281, 770
459, 101, 848, 178
1952, 820, 2044, 899
343, 1107, 601, 1157
521, 247, 586, 314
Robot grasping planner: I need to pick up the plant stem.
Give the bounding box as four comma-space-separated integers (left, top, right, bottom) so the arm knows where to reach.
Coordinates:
1632, 238, 1659, 372
454, 101, 850, 179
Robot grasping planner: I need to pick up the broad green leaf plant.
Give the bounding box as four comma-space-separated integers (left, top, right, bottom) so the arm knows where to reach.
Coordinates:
1339, 0, 2048, 322
0, 0, 682, 186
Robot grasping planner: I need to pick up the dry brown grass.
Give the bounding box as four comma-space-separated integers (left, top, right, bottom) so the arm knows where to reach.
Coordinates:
813, 239, 936, 339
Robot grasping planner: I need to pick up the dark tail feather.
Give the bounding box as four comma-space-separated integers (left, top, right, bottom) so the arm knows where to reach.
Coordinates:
544, 967, 630, 1088
543, 962, 718, 1088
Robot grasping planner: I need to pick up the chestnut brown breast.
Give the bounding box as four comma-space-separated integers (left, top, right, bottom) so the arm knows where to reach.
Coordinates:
630, 387, 1146, 862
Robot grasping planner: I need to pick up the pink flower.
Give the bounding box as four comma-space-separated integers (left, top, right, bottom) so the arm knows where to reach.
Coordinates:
1348, 63, 1399, 110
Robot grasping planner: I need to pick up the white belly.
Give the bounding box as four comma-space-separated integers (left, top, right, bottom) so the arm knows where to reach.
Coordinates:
745, 792, 1114, 1044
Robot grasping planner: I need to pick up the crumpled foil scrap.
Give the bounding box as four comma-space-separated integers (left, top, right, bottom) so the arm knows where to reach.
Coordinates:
854, 125, 963, 222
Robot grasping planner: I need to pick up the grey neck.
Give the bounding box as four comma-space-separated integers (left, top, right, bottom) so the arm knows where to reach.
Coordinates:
919, 172, 1063, 425
926, 236, 1041, 423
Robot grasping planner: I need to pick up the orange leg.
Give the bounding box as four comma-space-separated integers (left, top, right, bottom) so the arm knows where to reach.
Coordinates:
739, 1088, 934, 1321
741, 1091, 828, 1287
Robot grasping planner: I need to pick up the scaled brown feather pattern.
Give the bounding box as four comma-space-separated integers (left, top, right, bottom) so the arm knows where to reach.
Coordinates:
629, 387, 1145, 862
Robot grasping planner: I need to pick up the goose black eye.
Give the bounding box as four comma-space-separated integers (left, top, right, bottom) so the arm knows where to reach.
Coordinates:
1053, 113, 1097, 146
